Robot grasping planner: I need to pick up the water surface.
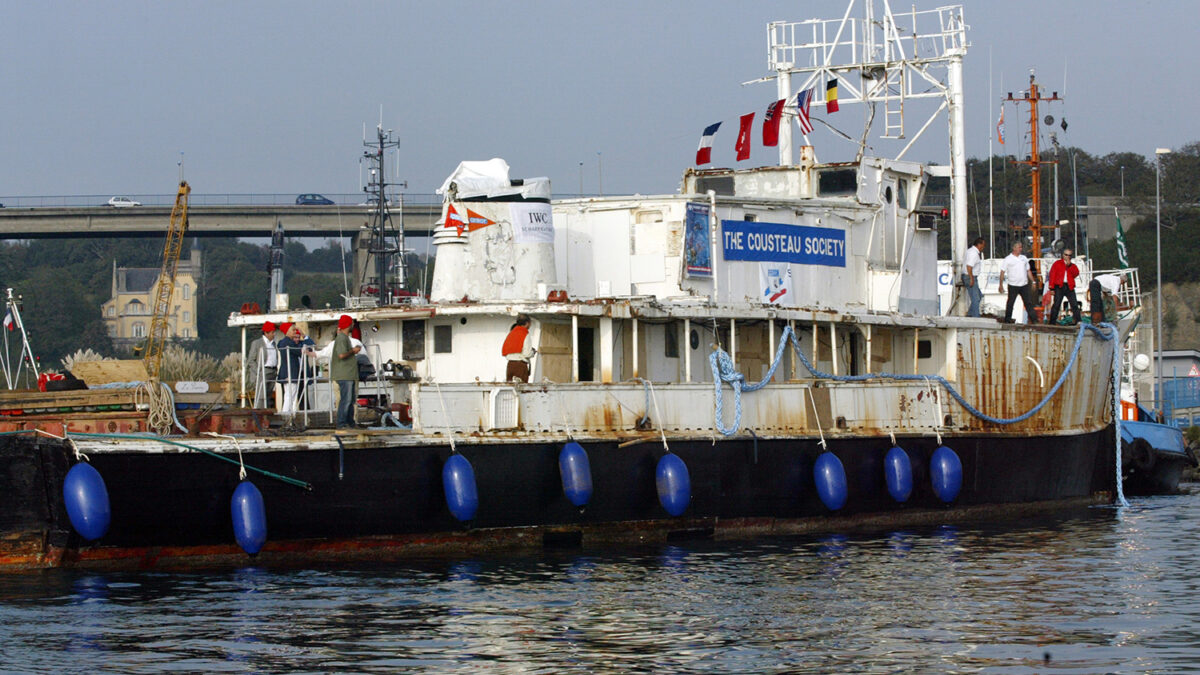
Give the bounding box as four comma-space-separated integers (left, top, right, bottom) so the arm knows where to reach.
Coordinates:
3, 492, 1199, 673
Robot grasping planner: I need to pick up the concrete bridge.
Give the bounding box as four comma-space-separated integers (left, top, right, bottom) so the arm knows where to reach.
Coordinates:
0, 204, 443, 239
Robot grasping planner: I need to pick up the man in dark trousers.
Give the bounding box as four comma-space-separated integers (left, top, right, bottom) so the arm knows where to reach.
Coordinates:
998, 241, 1036, 323
501, 314, 536, 382
331, 314, 361, 428
1047, 248, 1082, 325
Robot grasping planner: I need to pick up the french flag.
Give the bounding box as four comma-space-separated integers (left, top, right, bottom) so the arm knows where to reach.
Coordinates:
695, 122, 721, 165
3, 310, 12, 331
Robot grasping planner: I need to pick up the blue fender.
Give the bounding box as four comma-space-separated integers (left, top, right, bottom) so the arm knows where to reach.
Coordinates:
884, 446, 913, 503
559, 441, 593, 507
442, 453, 479, 522
63, 462, 111, 541
656, 453, 691, 517
930, 445, 963, 503
813, 452, 848, 511
231, 480, 268, 555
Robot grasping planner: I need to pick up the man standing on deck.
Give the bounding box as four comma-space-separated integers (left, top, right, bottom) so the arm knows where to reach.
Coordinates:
248, 321, 279, 408
998, 241, 1035, 324
502, 314, 536, 383
331, 314, 361, 428
962, 237, 985, 317
1047, 248, 1082, 325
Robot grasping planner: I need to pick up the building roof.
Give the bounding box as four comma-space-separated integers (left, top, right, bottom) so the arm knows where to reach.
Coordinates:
122, 268, 160, 293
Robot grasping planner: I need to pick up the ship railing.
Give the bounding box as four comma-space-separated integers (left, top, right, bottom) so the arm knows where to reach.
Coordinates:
1086, 267, 1141, 311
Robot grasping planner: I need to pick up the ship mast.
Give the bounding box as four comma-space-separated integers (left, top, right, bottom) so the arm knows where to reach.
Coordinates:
1009, 72, 1060, 268
360, 125, 406, 306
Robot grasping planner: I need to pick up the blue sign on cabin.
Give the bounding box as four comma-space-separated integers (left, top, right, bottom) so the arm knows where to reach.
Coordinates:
720, 220, 846, 267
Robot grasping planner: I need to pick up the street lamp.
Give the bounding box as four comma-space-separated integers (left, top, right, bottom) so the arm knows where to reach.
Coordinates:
1155, 147, 1171, 417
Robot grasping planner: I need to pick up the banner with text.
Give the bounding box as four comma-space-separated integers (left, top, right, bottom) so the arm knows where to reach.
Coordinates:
721, 220, 846, 267
510, 203, 555, 243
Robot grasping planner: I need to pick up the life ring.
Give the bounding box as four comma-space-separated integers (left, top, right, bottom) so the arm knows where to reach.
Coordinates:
1131, 439, 1156, 473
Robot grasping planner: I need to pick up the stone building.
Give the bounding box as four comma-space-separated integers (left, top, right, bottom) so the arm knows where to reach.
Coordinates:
101, 246, 201, 353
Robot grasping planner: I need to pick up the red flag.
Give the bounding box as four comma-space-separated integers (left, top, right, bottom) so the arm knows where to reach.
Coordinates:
444, 204, 466, 235
465, 207, 496, 231
762, 99, 785, 147
735, 112, 754, 161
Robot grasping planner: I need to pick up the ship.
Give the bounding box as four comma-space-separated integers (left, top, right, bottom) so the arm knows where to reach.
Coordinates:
0, 2, 1130, 571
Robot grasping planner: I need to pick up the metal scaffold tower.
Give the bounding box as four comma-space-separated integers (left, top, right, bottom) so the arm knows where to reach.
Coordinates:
749, 0, 969, 271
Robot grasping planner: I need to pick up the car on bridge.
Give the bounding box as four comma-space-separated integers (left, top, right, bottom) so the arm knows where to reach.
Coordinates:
107, 196, 141, 208
296, 193, 334, 205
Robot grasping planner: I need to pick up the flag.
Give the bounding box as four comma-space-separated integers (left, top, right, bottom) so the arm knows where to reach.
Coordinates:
825, 79, 839, 113
465, 207, 496, 232
760, 263, 793, 305
762, 99, 785, 147
695, 122, 721, 165
2, 310, 11, 331
1115, 210, 1129, 269
996, 105, 1005, 145
795, 88, 814, 135
444, 203, 467, 235
735, 113, 754, 161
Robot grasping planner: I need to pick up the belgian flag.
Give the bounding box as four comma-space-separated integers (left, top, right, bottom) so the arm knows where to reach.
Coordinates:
826, 78, 839, 113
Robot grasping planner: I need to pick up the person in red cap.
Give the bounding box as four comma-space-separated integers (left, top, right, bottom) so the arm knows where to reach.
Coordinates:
248, 321, 280, 408
330, 314, 361, 427
277, 322, 315, 420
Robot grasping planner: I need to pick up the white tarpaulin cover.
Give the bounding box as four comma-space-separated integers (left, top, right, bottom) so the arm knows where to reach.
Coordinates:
437, 158, 551, 200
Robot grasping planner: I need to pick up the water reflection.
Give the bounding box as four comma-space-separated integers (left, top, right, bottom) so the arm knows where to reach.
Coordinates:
1, 493, 1200, 671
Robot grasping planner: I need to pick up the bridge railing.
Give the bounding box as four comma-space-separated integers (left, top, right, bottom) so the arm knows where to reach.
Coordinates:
0, 193, 445, 208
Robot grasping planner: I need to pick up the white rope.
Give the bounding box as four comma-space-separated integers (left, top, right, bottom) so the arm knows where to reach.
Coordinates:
889, 430, 897, 446
645, 380, 670, 452
925, 376, 943, 446
203, 431, 246, 481
806, 386, 827, 450
432, 380, 457, 453
36, 428, 85, 462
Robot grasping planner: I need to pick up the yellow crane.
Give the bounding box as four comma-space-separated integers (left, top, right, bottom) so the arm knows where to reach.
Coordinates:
144, 181, 190, 381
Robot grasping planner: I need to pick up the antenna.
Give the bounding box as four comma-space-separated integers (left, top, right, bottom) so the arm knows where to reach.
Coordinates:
1007, 71, 1061, 271
358, 122, 408, 306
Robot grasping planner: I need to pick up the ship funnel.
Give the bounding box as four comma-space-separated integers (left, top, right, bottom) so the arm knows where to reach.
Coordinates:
431, 159, 556, 302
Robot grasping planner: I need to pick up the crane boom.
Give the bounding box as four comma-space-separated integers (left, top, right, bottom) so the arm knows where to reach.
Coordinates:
145, 181, 190, 380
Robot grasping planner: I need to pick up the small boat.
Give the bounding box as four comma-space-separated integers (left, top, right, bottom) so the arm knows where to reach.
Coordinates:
1121, 404, 1195, 495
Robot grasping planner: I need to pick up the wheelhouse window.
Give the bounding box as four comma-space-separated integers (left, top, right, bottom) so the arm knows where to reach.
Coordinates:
817, 168, 857, 197
433, 325, 452, 354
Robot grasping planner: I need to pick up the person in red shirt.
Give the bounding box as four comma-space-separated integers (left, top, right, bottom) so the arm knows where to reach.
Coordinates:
1047, 248, 1081, 325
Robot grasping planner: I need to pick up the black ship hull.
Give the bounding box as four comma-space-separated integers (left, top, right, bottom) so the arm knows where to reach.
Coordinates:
0, 428, 1116, 569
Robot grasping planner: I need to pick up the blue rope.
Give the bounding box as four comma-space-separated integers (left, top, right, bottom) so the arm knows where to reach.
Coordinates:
710, 322, 1119, 435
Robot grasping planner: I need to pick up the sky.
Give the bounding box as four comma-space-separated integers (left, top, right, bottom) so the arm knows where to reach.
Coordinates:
1, 0, 1195, 201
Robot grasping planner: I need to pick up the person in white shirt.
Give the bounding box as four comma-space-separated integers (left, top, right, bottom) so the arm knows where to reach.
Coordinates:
962, 237, 985, 317
998, 241, 1035, 323
1088, 273, 1123, 323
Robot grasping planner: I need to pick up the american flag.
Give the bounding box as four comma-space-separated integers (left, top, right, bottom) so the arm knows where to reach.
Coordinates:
795, 88, 814, 135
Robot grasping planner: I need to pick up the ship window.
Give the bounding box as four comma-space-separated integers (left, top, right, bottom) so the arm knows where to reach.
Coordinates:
897, 180, 909, 210
690, 329, 700, 350
743, 213, 756, 222
433, 325, 452, 353
883, 185, 893, 204
694, 175, 734, 196
917, 339, 932, 359
665, 325, 679, 358
402, 320, 425, 360
817, 168, 857, 196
